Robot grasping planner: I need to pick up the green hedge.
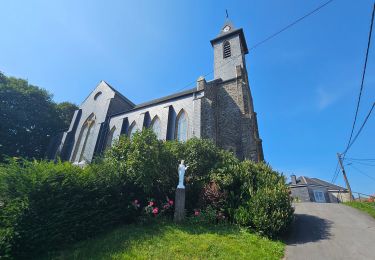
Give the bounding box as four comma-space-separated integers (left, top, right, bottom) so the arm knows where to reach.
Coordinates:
0, 160, 137, 258
0, 129, 294, 258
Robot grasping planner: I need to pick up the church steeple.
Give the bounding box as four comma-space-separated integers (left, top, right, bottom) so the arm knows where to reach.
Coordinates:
218, 18, 236, 36
210, 19, 248, 81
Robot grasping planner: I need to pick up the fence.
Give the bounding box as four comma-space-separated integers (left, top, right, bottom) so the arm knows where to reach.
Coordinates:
336, 190, 375, 203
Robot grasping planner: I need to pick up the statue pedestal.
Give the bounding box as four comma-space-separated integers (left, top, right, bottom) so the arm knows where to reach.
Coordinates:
174, 188, 185, 223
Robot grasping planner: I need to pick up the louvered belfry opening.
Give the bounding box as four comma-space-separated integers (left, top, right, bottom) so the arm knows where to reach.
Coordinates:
223, 41, 231, 58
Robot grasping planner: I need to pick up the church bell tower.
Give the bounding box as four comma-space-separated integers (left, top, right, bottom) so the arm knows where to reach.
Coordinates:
204, 19, 264, 162
210, 19, 249, 81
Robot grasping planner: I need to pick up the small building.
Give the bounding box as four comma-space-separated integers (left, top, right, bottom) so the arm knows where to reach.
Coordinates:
289, 175, 351, 203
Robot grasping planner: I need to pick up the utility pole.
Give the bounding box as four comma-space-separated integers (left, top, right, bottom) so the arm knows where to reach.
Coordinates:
337, 153, 353, 201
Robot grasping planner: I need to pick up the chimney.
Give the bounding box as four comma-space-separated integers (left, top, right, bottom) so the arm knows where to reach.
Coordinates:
291, 175, 297, 185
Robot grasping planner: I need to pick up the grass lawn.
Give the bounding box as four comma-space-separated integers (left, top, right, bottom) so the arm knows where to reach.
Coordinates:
344, 201, 375, 219
45, 222, 285, 260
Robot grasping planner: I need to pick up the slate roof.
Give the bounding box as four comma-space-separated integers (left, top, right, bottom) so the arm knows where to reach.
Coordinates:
290, 176, 347, 191
134, 87, 198, 110
108, 87, 201, 118
102, 81, 136, 107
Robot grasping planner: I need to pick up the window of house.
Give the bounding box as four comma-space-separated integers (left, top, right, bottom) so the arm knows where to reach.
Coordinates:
150, 116, 161, 139
313, 190, 326, 203
176, 110, 187, 142
223, 41, 231, 58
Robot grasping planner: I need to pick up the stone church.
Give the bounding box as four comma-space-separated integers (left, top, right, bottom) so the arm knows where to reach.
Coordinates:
48, 20, 264, 163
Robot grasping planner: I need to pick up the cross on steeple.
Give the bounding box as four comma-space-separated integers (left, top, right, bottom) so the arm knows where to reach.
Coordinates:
226, 9, 229, 19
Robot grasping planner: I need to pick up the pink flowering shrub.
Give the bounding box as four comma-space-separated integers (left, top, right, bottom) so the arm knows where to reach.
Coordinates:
133, 198, 174, 222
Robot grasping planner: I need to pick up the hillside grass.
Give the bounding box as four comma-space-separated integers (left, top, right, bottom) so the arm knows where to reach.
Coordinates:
44, 222, 285, 260
344, 201, 375, 219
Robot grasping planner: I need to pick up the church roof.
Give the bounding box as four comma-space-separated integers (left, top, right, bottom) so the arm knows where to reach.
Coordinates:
109, 87, 201, 118
102, 80, 136, 107
134, 87, 198, 110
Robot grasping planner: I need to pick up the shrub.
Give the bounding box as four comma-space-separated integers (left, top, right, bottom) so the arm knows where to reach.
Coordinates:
187, 206, 218, 225
0, 130, 294, 258
106, 131, 225, 213
228, 162, 293, 237
211, 160, 294, 237
0, 159, 136, 258
234, 183, 294, 237
248, 184, 294, 237
104, 129, 178, 202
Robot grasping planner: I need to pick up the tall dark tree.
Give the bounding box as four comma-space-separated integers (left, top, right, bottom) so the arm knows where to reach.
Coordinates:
56, 101, 78, 128
0, 72, 77, 161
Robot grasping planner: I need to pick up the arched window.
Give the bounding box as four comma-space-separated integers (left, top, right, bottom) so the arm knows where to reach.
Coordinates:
94, 91, 102, 100
223, 41, 231, 58
175, 110, 188, 142
128, 121, 137, 138
150, 116, 161, 139
71, 113, 96, 162
105, 126, 116, 149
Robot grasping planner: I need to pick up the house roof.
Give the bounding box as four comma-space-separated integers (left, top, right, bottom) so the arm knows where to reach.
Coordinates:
290, 176, 347, 191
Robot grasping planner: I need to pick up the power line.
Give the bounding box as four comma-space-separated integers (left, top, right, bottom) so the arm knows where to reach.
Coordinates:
349, 164, 375, 182
334, 102, 375, 183
344, 102, 375, 153
347, 160, 375, 167
175, 0, 335, 92
346, 157, 375, 161
331, 161, 339, 183
249, 0, 335, 51
342, 2, 375, 156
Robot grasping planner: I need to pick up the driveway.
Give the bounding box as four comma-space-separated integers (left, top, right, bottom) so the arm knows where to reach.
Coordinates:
284, 202, 375, 260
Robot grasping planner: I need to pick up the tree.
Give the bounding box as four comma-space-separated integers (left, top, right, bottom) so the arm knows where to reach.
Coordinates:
56, 102, 78, 129
0, 72, 77, 161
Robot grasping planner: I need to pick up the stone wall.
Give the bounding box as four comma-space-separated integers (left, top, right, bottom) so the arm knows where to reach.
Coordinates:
290, 186, 311, 202
201, 66, 263, 161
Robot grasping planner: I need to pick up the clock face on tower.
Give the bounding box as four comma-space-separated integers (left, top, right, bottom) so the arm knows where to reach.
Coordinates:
223, 25, 231, 32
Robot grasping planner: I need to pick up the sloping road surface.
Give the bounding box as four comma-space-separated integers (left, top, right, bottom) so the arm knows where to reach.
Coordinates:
285, 203, 375, 260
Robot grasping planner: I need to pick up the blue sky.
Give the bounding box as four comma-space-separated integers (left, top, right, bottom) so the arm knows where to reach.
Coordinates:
1, 0, 374, 194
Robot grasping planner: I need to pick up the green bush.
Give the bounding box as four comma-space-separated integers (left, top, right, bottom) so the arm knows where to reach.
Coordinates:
0, 130, 294, 258
226, 162, 293, 237
106, 131, 293, 237
105, 130, 224, 213
0, 159, 136, 258
104, 129, 178, 202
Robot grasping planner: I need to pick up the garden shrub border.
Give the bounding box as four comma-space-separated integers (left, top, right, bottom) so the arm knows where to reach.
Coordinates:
0, 129, 293, 258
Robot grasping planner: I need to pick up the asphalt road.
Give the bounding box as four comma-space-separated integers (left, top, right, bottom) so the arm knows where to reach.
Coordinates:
284, 202, 375, 260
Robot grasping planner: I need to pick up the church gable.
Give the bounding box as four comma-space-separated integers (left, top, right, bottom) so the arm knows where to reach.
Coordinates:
65, 81, 135, 163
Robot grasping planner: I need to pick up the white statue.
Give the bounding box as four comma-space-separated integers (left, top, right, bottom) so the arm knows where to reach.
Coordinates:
177, 160, 188, 189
